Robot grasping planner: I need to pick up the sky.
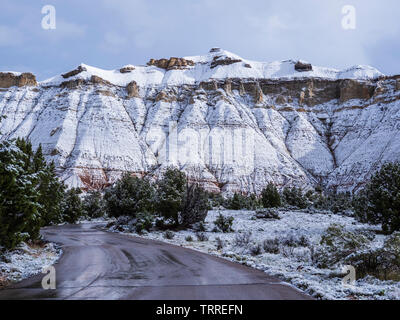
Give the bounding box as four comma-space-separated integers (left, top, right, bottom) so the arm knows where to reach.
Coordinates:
1, 0, 399, 80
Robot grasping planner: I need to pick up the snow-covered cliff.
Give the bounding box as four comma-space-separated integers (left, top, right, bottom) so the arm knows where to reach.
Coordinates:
1, 48, 399, 193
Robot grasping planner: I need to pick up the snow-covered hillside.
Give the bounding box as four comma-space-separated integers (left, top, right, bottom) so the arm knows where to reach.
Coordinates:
0, 48, 399, 193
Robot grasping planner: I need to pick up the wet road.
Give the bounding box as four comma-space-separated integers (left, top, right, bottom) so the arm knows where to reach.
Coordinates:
0, 223, 311, 300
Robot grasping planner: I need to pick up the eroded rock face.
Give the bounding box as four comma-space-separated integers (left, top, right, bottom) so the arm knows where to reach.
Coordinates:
339, 79, 374, 102
1, 66, 399, 194
147, 57, 195, 70
0, 72, 37, 88
126, 81, 139, 98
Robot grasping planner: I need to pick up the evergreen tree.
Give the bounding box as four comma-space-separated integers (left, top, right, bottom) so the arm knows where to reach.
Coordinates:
104, 173, 155, 218
62, 188, 84, 224
282, 187, 308, 209
353, 162, 400, 234
261, 183, 281, 208
155, 168, 186, 224
83, 190, 106, 219
0, 140, 41, 249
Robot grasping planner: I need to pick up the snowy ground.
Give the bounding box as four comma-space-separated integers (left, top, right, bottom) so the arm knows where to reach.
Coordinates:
109, 210, 400, 300
0, 242, 61, 288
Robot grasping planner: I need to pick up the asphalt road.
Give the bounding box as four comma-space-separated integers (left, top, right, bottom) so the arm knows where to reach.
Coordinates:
0, 223, 311, 300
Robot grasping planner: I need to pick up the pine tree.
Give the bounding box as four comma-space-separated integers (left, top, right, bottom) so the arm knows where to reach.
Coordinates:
0, 140, 41, 249
83, 190, 106, 219
354, 162, 400, 234
62, 188, 84, 224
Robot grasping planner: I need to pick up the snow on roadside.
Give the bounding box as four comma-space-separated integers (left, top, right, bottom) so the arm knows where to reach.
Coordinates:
109, 210, 400, 300
0, 242, 62, 287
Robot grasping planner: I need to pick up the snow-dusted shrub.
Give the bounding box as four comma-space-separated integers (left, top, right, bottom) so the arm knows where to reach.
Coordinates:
281, 234, 310, 247
214, 213, 234, 233
254, 208, 280, 220
196, 232, 208, 242
180, 183, 209, 227
345, 232, 400, 280
215, 237, 224, 250
263, 238, 280, 254
185, 235, 194, 242
250, 243, 262, 256
164, 230, 175, 240
315, 224, 372, 268
234, 231, 252, 248
134, 212, 154, 234
281, 246, 295, 258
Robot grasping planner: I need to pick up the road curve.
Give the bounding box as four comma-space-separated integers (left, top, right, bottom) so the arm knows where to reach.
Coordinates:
0, 223, 311, 300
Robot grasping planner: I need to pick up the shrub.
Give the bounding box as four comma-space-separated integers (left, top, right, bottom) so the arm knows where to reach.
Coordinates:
254, 208, 280, 220
134, 212, 154, 234
345, 232, 400, 280
104, 173, 155, 218
215, 237, 224, 250
164, 230, 175, 240
250, 243, 262, 256
234, 231, 252, 247
315, 224, 372, 268
263, 238, 280, 254
180, 183, 209, 227
196, 232, 209, 242
281, 234, 310, 247
214, 213, 234, 233
261, 183, 281, 208
353, 162, 400, 234
185, 235, 194, 242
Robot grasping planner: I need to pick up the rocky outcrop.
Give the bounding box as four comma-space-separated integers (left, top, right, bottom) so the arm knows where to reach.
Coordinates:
147, 57, 195, 70
62, 65, 86, 79
0, 72, 37, 88
295, 61, 313, 72
339, 79, 374, 102
119, 66, 135, 73
126, 81, 139, 98
210, 56, 242, 69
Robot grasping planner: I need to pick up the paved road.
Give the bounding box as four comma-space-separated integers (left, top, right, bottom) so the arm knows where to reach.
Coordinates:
0, 223, 311, 300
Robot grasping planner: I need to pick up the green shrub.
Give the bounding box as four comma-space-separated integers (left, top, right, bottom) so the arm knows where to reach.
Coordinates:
261, 183, 281, 208
214, 213, 234, 233
104, 173, 155, 218
164, 230, 175, 239
315, 224, 372, 268
181, 183, 209, 227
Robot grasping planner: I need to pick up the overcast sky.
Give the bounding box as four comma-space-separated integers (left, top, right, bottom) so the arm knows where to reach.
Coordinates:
1, 0, 399, 80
